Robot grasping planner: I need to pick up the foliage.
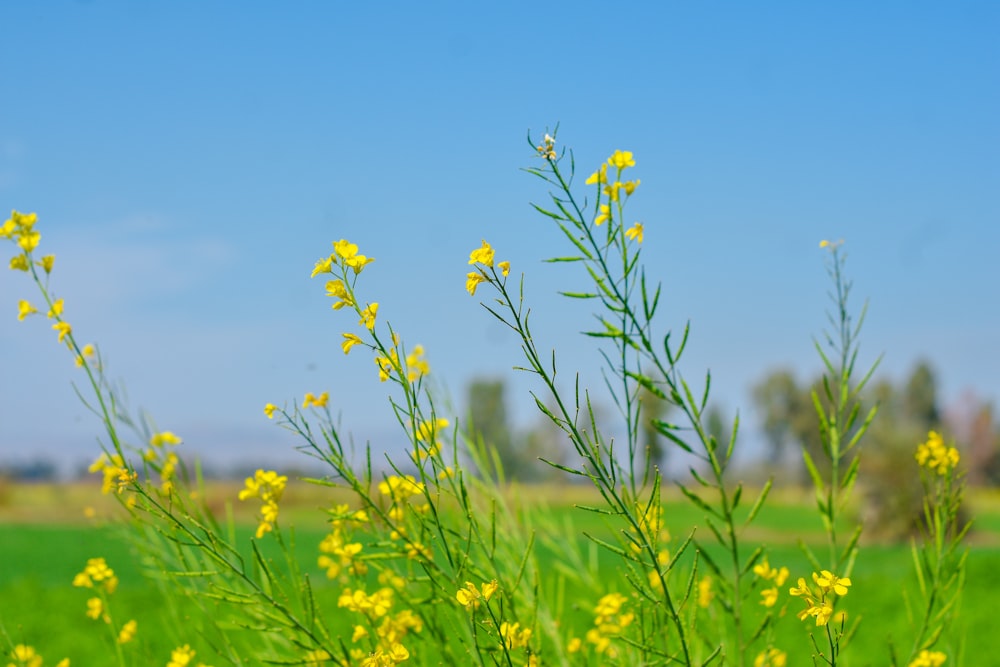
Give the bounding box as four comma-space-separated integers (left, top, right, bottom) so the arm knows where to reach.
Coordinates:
0, 135, 972, 666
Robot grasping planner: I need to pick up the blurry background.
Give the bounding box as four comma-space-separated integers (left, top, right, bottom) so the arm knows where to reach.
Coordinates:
1, 2, 998, 501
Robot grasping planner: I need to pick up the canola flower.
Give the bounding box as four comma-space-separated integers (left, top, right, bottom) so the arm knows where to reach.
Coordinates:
238, 469, 288, 538
908, 650, 947, 667
6, 645, 69, 667
455, 580, 499, 610
465, 240, 510, 296
753, 557, 790, 608
754, 647, 788, 667
789, 570, 851, 626
915, 430, 960, 476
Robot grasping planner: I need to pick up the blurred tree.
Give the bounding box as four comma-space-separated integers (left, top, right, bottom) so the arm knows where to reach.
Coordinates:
466, 377, 516, 480
903, 360, 940, 429
751, 369, 803, 465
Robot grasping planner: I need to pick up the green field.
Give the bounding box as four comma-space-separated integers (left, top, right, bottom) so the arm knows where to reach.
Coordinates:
2, 483, 999, 665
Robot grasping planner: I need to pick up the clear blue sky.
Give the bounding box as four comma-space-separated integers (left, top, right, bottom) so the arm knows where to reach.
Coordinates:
2, 2, 997, 474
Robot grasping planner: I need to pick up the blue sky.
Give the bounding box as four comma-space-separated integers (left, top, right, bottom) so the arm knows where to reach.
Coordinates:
1, 2, 998, 474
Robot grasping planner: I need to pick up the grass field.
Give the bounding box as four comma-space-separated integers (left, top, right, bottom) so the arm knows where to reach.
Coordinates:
2, 481, 999, 665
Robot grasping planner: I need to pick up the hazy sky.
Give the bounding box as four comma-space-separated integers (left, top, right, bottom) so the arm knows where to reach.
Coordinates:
2, 2, 997, 474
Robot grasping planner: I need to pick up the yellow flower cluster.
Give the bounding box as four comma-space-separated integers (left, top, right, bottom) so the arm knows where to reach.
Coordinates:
752, 557, 790, 608
789, 570, 851, 626
566, 592, 634, 657
335, 581, 422, 663
413, 417, 449, 460
5, 644, 69, 667
238, 469, 288, 538
908, 649, 947, 667
697, 575, 714, 608
72, 557, 119, 593
302, 391, 330, 409
318, 505, 369, 580
754, 647, 788, 667
166, 644, 212, 667
455, 580, 499, 610
313, 238, 375, 278
88, 453, 136, 495
499, 620, 533, 650
2, 210, 43, 256
915, 431, 960, 475
583, 153, 644, 239
466, 240, 510, 296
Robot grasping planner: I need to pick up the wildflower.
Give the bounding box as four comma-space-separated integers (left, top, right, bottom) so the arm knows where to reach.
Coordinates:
46, 298, 64, 318
456, 580, 498, 609
753, 558, 790, 586
333, 239, 360, 260
915, 430, 960, 475
498, 260, 510, 277
318, 529, 364, 579
378, 475, 424, 502
16, 300, 37, 321
754, 648, 788, 667
405, 344, 430, 381
697, 576, 714, 608
18, 229, 40, 252
264, 403, 277, 418
375, 350, 399, 381
74, 343, 96, 368
40, 254, 55, 273
813, 570, 851, 596
468, 240, 495, 267
586, 164, 608, 186
9, 254, 29, 271
238, 469, 288, 538
305, 649, 333, 666
567, 637, 582, 653
625, 222, 644, 243
608, 150, 635, 170
150, 431, 182, 447
311, 255, 334, 277
9, 645, 42, 667
86, 596, 104, 620
118, 619, 138, 644
167, 645, 196, 667
325, 279, 354, 309
302, 391, 329, 408
52, 321, 72, 343
603, 181, 623, 202
466, 271, 488, 296
359, 303, 378, 331
623, 179, 640, 196
342, 332, 364, 354
500, 621, 533, 649
594, 204, 611, 226
73, 557, 119, 593
760, 587, 779, 607
909, 650, 948, 667
345, 253, 374, 273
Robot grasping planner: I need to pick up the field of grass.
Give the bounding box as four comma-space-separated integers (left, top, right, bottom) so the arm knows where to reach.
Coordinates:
2, 481, 999, 665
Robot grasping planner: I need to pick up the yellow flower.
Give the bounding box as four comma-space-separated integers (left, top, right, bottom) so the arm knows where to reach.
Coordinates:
915, 430, 960, 475
18, 229, 40, 251
754, 648, 788, 667
603, 181, 623, 202
466, 271, 488, 296
311, 255, 334, 277
536, 133, 556, 160
52, 321, 72, 343
86, 596, 104, 619
498, 261, 510, 277
9, 645, 43, 667
46, 298, 64, 318
359, 303, 378, 331
697, 576, 714, 608
405, 344, 430, 381
908, 650, 948, 667
333, 239, 359, 260
117, 619, 138, 644
813, 570, 851, 596
167, 644, 196, 667
150, 431, 182, 447
456, 580, 499, 609
40, 254, 55, 273
17, 300, 37, 321
760, 587, 779, 607
608, 150, 635, 169
500, 621, 533, 650
9, 254, 29, 271
325, 279, 354, 309
264, 403, 277, 419
625, 222, 644, 243
342, 332, 364, 354
585, 163, 608, 186
468, 240, 495, 267
567, 637, 582, 653
345, 253, 374, 273
302, 392, 329, 408
594, 204, 611, 226
623, 179, 640, 196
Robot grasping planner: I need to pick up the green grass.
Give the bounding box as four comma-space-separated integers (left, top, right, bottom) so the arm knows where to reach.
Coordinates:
2, 485, 998, 665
